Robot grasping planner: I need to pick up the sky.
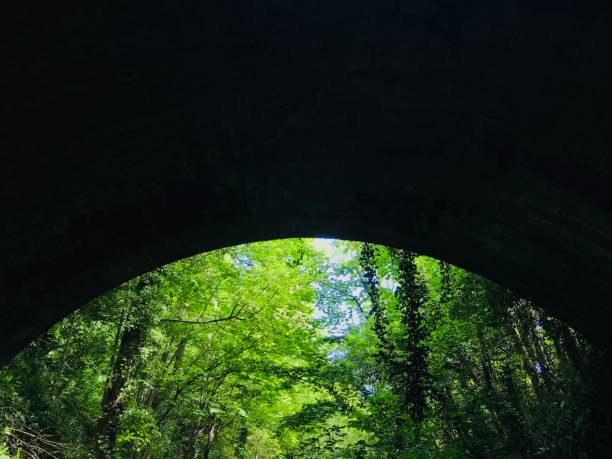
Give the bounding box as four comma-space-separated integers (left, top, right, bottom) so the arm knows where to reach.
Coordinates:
310, 238, 364, 333
311, 238, 353, 264
311, 237, 337, 257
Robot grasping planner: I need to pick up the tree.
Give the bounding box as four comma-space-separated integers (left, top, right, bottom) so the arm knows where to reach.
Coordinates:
1, 238, 611, 458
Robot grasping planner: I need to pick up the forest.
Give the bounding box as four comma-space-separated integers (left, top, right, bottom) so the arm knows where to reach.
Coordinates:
1, 239, 611, 458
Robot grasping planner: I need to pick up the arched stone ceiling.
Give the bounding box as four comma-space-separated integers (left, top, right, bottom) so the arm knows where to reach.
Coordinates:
2, 0, 612, 362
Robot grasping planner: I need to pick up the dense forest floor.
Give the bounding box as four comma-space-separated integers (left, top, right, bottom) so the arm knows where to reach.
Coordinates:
1, 239, 611, 458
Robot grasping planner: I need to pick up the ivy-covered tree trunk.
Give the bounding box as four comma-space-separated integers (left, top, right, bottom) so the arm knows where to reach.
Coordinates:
359, 244, 431, 450
94, 317, 145, 457
498, 362, 531, 455
359, 243, 392, 358
360, 243, 404, 450
476, 329, 494, 393
234, 420, 249, 458
393, 249, 429, 430
94, 274, 158, 457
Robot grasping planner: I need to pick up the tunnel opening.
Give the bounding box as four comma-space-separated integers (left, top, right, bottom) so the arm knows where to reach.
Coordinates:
4, 1, 612, 368
2, 238, 611, 458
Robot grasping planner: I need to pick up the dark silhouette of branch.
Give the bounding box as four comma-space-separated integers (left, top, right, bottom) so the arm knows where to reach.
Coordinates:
160, 316, 243, 325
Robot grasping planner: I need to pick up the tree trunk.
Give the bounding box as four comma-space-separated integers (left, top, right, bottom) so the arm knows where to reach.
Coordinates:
94, 273, 159, 457
95, 321, 145, 457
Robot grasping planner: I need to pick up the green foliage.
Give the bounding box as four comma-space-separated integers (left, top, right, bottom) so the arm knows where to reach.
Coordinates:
0, 238, 610, 457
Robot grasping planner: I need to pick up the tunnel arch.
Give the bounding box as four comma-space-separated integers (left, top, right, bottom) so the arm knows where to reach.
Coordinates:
2, 1, 612, 362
